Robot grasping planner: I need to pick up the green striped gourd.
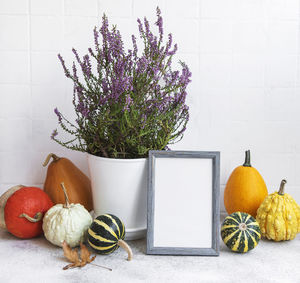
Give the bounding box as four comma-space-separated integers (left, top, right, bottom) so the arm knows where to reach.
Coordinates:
87, 214, 133, 261
221, 212, 261, 253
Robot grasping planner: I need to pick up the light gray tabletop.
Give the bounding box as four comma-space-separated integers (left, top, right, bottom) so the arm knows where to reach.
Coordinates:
0, 226, 299, 283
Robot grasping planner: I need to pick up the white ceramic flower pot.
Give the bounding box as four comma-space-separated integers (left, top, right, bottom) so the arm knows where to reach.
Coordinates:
87, 154, 147, 240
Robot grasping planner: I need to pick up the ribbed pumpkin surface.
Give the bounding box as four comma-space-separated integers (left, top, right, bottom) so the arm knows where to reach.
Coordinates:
221, 212, 261, 253
88, 214, 125, 254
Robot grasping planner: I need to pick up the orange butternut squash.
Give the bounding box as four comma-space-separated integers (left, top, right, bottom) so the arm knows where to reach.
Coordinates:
224, 150, 268, 217
43, 153, 93, 212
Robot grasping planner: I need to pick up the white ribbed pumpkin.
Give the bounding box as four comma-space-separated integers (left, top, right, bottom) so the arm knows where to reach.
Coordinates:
42, 183, 92, 247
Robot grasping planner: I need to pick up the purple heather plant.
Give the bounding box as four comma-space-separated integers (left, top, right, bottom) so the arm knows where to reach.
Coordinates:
52, 7, 191, 159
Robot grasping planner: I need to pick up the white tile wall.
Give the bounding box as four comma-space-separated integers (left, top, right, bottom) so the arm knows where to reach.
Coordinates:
63, 16, 98, 52
267, 21, 298, 54
0, 51, 30, 83
31, 16, 63, 51
0, 85, 31, 119
0, 0, 29, 14
64, 0, 98, 16
199, 20, 233, 53
232, 54, 265, 87
265, 54, 297, 88
0, 15, 29, 50
98, 0, 132, 18
30, 0, 63, 15
266, 0, 299, 19
31, 52, 64, 84
132, 0, 164, 20
1, 0, 300, 211
233, 22, 267, 53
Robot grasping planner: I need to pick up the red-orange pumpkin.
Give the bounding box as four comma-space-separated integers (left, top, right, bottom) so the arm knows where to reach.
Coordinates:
4, 187, 53, 239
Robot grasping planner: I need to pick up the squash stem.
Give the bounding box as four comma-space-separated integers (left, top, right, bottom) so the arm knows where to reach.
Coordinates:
278, 179, 287, 195
118, 239, 133, 261
60, 182, 71, 208
43, 153, 60, 167
19, 212, 43, 222
243, 150, 251, 167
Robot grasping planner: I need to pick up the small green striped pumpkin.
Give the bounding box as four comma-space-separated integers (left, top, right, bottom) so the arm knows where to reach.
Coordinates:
221, 212, 261, 253
87, 214, 132, 260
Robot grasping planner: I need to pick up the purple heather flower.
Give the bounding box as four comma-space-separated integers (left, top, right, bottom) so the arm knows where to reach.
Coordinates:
99, 96, 108, 105
179, 127, 187, 135
72, 62, 78, 81
72, 48, 81, 65
75, 118, 81, 126
126, 51, 134, 71
83, 54, 92, 78
72, 49, 92, 79
93, 27, 100, 51
149, 35, 158, 55
132, 35, 138, 59
88, 47, 95, 58
179, 64, 192, 86
51, 129, 58, 139
137, 18, 144, 36
81, 107, 90, 118
54, 8, 191, 156
169, 70, 180, 86
155, 7, 163, 41
182, 105, 189, 115
100, 14, 109, 40
186, 112, 190, 122
144, 17, 153, 43
58, 54, 70, 78
76, 85, 84, 94
167, 43, 178, 56
54, 107, 62, 122
102, 80, 109, 93
124, 94, 133, 111
165, 33, 173, 55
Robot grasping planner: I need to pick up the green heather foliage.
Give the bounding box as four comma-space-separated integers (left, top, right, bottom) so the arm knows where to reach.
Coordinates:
52, 8, 191, 159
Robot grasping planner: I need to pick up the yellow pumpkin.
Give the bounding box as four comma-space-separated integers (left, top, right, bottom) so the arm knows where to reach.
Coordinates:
256, 179, 300, 241
43, 153, 93, 212
224, 150, 268, 217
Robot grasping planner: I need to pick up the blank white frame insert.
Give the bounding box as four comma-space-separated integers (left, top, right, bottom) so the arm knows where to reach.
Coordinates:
147, 151, 220, 256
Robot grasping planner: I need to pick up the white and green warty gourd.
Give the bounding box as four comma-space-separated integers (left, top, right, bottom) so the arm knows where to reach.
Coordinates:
42, 183, 92, 247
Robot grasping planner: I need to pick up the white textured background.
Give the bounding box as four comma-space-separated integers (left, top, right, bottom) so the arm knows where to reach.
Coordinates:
1, 0, 300, 212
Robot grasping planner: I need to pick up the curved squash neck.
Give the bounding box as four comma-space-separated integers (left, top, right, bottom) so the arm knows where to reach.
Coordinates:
43, 153, 60, 167
118, 239, 133, 261
243, 150, 252, 167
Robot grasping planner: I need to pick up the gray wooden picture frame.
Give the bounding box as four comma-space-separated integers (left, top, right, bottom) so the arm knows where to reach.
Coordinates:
147, 150, 220, 256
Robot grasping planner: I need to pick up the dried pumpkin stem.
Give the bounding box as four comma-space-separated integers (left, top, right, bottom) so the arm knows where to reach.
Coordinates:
19, 212, 43, 222
90, 263, 113, 271
239, 223, 247, 231
43, 153, 60, 167
243, 150, 251, 167
60, 182, 71, 208
118, 239, 133, 261
63, 262, 112, 271
278, 179, 287, 195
